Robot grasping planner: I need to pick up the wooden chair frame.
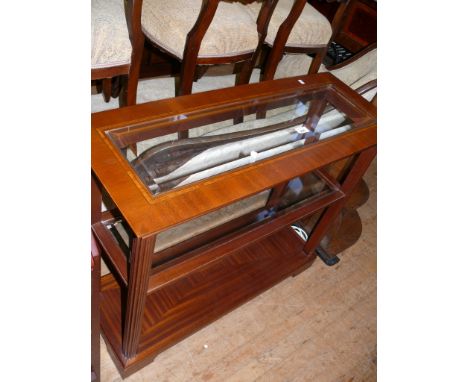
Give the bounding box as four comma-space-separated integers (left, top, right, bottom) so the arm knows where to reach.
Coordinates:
91, 65, 131, 104
126, 0, 326, 110
326, 42, 377, 106
94, 0, 325, 113
125, 0, 283, 103
91, 0, 140, 107
261, 0, 351, 82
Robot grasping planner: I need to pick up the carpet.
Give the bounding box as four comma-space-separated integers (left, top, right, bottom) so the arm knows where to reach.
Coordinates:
91, 65, 261, 113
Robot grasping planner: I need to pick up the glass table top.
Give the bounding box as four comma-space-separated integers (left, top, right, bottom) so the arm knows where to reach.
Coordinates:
105, 83, 362, 196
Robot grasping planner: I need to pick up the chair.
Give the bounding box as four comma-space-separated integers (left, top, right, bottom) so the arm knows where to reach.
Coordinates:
126, 0, 284, 106
91, 0, 135, 105
275, 42, 377, 102
246, 0, 350, 82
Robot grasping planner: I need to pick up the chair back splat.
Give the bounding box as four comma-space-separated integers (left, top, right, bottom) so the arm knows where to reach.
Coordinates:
262, 0, 307, 81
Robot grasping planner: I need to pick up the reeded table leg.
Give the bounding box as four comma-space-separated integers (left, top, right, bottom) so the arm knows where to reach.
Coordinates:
91, 233, 101, 382
122, 236, 156, 358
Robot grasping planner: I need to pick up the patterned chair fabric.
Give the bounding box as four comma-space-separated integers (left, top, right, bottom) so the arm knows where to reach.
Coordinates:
141, 0, 260, 59
274, 48, 377, 92
247, 0, 332, 48
91, 0, 132, 70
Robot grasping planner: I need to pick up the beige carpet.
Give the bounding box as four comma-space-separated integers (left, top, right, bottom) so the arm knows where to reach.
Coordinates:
93, 67, 377, 382
91, 66, 261, 113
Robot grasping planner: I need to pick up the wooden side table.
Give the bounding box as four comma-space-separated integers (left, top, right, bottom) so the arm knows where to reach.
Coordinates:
91, 73, 377, 378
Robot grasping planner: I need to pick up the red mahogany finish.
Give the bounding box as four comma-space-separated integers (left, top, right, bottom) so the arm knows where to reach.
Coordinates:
91, 73, 376, 377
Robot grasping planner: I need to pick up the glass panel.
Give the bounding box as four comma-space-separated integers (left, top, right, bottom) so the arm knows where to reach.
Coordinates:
278, 172, 332, 210
107, 88, 360, 196
314, 102, 354, 141
105, 190, 271, 263
153, 190, 270, 254
126, 101, 314, 195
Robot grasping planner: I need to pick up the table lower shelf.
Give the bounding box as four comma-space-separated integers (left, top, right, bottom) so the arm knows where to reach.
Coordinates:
100, 226, 315, 378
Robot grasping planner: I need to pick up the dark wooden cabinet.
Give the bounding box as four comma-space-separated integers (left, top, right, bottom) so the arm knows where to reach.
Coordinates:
336, 0, 377, 52
310, 0, 377, 52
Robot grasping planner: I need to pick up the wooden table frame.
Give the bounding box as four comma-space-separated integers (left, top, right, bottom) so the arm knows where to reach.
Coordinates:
91, 233, 100, 382
92, 72, 376, 378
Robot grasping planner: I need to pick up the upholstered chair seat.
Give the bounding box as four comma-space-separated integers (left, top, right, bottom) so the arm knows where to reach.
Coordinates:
274, 48, 377, 92
141, 0, 260, 59
91, 0, 132, 70
247, 0, 332, 48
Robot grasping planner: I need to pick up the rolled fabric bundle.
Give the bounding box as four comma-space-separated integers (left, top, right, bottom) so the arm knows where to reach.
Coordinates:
132, 99, 365, 193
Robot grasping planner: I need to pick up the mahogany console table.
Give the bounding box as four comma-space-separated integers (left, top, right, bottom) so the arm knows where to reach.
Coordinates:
91, 73, 377, 378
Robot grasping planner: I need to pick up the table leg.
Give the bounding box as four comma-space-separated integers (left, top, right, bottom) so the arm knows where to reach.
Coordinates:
304, 146, 376, 256
91, 233, 101, 382
122, 236, 156, 358
91, 173, 102, 225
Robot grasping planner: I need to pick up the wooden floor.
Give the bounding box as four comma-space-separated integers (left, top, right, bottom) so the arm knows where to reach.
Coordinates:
99, 160, 377, 382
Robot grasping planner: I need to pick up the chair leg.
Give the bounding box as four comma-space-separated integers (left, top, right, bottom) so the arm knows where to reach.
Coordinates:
233, 59, 256, 124
126, 38, 145, 107
308, 48, 327, 75
111, 76, 122, 99
257, 46, 269, 74
177, 60, 198, 139
121, 42, 143, 155
128, 144, 138, 156
236, 60, 254, 87
117, 76, 138, 155
194, 65, 209, 82
178, 62, 197, 97
120, 36, 145, 155
178, 130, 189, 140
126, 67, 139, 106
256, 48, 285, 119
262, 49, 283, 83
102, 78, 112, 103
118, 76, 128, 107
